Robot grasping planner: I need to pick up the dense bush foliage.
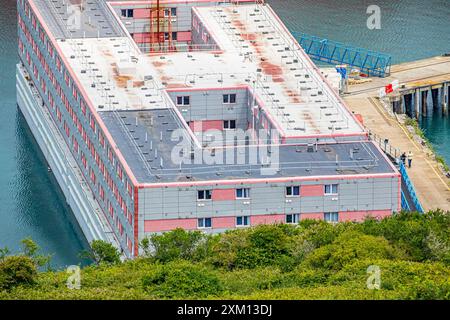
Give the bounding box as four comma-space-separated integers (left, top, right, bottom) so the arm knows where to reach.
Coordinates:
80, 240, 121, 266
302, 231, 405, 270
142, 261, 223, 298
141, 228, 212, 263
1, 210, 450, 300
0, 256, 37, 290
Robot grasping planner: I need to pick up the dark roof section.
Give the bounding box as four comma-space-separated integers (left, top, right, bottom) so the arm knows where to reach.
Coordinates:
34, 0, 124, 39
100, 109, 395, 184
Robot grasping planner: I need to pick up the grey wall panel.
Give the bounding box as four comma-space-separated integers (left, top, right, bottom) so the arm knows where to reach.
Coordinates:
18, 2, 139, 255
114, 2, 212, 34
169, 89, 250, 124
139, 176, 400, 228
212, 202, 237, 216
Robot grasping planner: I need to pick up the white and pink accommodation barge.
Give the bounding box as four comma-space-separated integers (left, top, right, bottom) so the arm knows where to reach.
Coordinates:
16, 0, 400, 257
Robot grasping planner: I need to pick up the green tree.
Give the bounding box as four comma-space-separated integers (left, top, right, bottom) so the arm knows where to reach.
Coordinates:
0, 256, 37, 290
235, 224, 291, 269
303, 231, 404, 270
358, 211, 450, 262
298, 219, 353, 247
209, 228, 248, 269
0, 247, 10, 261
81, 240, 121, 266
210, 224, 297, 270
20, 238, 52, 269
143, 228, 210, 263
142, 261, 222, 298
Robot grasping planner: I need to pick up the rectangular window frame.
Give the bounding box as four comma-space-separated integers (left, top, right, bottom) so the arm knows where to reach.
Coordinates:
324, 184, 339, 195
198, 217, 212, 229
197, 189, 212, 201
286, 214, 299, 224
236, 216, 250, 227
236, 188, 250, 199
223, 93, 237, 104
176, 96, 190, 106
286, 186, 300, 197
223, 120, 236, 130
324, 212, 339, 223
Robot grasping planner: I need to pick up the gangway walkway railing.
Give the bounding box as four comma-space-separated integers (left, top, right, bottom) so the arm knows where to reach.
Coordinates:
401, 190, 411, 211
293, 32, 392, 78
368, 130, 424, 212
399, 162, 424, 213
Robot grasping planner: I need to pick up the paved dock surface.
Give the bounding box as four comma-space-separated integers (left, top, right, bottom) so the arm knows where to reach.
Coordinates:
342, 56, 450, 211
344, 93, 450, 212
345, 56, 450, 97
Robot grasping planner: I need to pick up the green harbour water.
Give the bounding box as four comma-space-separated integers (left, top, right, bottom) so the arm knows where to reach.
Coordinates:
0, 0, 448, 267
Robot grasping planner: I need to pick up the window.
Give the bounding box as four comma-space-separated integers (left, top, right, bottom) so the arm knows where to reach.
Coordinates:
286, 186, 300, 197
164, 8, 177, 17
236, 188, 250, 199
197, 190, 212, 201
176, 96, 190, 106
236, 216, 249, 227
198, 218, 212, 229
223, 120, 236, 130
286, 214, 299, 224
324, 184, 338, 195
324, 212, 339, 223
223, 94, 237, 104
164, 32, 178, 41
121, 9, 134, 18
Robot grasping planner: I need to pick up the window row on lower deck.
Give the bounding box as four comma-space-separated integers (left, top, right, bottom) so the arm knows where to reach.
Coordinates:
143, 210, 393, 233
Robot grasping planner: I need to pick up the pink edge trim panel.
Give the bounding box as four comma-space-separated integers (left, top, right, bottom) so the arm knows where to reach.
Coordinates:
339, 210, 393, 222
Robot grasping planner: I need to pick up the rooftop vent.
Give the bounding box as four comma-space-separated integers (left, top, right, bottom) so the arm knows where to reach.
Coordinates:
117, 61, 136, 76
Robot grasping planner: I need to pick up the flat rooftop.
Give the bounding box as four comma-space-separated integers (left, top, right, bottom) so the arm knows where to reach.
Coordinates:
33, 0, 124, 39
100, 109, 394, 184
56, 2, 364, 138
57, 37, 171, 112
151, 4, 364, 136
35, 1, 396, 184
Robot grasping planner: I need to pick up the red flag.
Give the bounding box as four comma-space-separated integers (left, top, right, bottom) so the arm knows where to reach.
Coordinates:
385, 84, 393, 94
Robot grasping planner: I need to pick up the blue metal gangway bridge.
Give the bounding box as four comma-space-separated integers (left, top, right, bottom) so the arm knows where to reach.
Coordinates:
294, 33, 392, 78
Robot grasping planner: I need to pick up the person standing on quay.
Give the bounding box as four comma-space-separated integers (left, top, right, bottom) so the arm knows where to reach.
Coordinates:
400, 152, 407, 165
407, 151, 413, 168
